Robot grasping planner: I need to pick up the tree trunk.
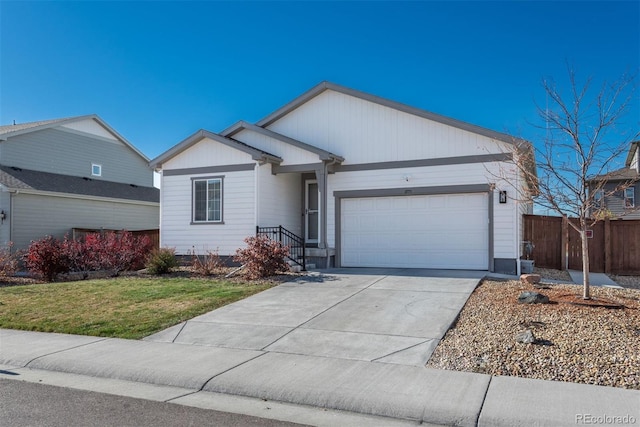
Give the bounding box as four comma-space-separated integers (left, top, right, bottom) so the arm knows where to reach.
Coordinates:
581, 227, 591, 299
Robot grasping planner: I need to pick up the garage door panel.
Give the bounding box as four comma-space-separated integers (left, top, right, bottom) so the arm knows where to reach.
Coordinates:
341, 193, 488, 270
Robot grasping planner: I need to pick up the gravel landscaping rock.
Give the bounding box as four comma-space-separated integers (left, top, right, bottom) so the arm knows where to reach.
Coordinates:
533, 267, 572, 282
517, 291, 549, 304
609, 275, 640, 290
427, 279, 640, 389
520, 274, 541, 285
515, 329, 536, 344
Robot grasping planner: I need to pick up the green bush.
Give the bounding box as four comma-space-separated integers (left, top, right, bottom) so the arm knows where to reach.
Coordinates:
145, 248, 179, 275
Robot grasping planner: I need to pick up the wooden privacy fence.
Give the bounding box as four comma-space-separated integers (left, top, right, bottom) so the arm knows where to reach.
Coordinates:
523, 214, 640, 274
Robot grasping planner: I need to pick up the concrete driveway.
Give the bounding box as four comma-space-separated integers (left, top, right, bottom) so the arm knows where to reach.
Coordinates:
145, 268, 484, 366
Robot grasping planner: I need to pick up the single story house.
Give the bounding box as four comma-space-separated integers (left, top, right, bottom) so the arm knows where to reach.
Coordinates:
150, 82, 535, 274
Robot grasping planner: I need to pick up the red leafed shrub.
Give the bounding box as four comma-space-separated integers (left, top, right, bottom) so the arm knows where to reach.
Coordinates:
24, 236, 71, 282
26, 231, 153, 281
234, 235, 290, 279
62, 235, 98, 279
94, 231, 153, 276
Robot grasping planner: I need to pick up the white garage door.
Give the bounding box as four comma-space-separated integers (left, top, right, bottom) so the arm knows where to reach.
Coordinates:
341, 193, 488, 269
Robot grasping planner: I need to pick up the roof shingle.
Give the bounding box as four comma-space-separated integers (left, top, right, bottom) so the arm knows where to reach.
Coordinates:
0, 166, 159, 203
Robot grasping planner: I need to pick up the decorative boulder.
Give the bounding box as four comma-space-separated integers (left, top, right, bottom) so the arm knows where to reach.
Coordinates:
518, 291, 549, 304
516, 329, 536, 344
520, 274, 541, 285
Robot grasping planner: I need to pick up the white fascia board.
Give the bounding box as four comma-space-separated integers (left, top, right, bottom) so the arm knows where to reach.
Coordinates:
222, 121, 344, 162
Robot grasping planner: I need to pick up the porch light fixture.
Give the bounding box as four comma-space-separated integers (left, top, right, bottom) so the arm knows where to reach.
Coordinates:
0, 210, 6, 223
499, 191, 507, 204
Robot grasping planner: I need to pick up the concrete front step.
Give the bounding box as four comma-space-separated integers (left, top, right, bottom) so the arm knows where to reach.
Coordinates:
287, 262, 316, 273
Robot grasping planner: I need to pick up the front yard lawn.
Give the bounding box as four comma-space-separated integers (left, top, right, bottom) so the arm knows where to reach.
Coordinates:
0, 276, 277, 339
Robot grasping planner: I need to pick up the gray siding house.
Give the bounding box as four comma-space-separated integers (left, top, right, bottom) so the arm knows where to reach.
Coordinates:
588, 141, 640, 219
0, 115, 159, 251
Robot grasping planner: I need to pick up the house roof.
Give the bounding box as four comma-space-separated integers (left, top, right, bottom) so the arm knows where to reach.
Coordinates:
256, 81, 530, 147
588, 166, 639, 182
149, 129, 282, 169
151, 81, 533, 172
0, 114, 150, 162
0, 166, 159, 203
624, 141, 640, 166
221, 121, 344, 163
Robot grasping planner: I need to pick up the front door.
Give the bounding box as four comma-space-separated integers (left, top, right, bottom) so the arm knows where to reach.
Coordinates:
305, 180, 320, 245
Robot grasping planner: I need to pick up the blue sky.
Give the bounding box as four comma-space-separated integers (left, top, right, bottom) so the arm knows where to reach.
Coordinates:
1, 1, 638, 161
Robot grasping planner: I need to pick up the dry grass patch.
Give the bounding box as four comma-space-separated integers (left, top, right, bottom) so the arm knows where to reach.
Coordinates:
427, 279, 640, 389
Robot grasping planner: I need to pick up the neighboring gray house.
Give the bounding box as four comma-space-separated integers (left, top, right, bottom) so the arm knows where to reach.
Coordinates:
588, 141, 640, 219
0, 115, 159, 251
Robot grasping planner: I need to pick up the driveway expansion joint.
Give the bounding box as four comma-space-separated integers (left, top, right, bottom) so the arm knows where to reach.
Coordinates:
24, 338, 108, 368
199, 351, 268, 392
474, 375, 493, 427
370, 339, 432, 362
171, 321, 189, 343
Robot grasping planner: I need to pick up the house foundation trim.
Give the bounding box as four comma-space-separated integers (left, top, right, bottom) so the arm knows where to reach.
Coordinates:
333, 184, 494, 271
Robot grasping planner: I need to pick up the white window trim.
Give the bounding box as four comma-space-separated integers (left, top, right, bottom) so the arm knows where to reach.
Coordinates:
91, 163, 102, 177
191, 176, 224, 224
624, 187, 635, 208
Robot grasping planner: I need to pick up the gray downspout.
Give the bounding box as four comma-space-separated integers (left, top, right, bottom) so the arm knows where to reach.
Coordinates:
323, 159, 339, 267
314, 164, 327, 250
9, 191, 14, 253
315, 159, 339, 267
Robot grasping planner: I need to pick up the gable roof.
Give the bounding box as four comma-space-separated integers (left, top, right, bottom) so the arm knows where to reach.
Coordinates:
256, 81, 528, 146
0, 114, 150, 161
625, 141, 640, 166
151, 81, 533, 171
0, 165, 159, 203
587, 141, 640, 182
221, 121, 344, 162
149, 129, 282, 169
588, 166, 638, 183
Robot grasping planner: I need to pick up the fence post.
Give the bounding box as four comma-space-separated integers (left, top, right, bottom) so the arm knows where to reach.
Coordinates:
561, 215, 568, 270
604, 218, 611, 274
278, 225, 282, 243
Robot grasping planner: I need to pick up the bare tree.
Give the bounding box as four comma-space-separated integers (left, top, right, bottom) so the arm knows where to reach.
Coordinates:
519, 68, 638, 299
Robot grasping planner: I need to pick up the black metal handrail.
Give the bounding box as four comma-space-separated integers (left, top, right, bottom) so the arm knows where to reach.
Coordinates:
256, 225, 306, 271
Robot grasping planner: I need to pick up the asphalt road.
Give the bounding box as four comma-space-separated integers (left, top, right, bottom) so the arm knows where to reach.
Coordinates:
0, 379, 308, 427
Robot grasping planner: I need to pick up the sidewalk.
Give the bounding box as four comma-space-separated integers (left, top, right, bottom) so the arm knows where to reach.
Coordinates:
1, 328, 638, 427
567, 270, 622, 288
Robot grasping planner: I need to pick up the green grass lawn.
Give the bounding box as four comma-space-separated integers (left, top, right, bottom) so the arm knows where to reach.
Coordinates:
0, 276, 277, 339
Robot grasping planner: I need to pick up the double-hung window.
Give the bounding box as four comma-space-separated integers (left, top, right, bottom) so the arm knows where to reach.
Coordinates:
193, 177, 223, 223
593, 190, 604, 209
624, 187, 635, 208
